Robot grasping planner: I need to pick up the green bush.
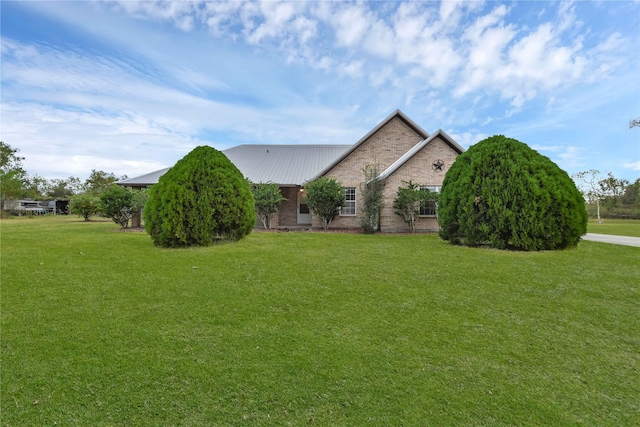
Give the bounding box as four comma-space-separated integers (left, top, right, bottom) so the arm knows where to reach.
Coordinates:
304, 177, 345, 230
438, 135, 587, 250
100, 185, 137, 228
69, 193, 101, 221
252, 182, 286, 229
144, 146, 255, 247
393, 181, 434, 233
360, 165, 384, 233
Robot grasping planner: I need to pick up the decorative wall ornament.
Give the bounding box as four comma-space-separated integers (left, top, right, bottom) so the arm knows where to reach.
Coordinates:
432, 159, 445, 172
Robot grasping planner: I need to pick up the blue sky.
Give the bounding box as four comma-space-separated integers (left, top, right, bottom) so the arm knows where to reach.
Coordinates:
1, 0, 639, 182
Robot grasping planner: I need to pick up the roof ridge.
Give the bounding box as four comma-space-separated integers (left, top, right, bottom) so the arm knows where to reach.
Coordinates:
309, 109, 429, 181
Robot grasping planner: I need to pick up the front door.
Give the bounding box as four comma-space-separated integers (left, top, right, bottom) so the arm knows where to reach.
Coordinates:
297, 190, 311, 224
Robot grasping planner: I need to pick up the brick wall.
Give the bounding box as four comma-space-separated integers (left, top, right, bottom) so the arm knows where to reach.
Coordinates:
317, 116, 424, 229
277, 186, 298, 227
381, 137, 458, 232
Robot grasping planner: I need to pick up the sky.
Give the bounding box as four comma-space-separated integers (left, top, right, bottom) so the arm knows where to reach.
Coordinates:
1, 0, 639, 183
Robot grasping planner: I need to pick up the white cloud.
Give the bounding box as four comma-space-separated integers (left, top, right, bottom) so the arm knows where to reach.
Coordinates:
332, 4, 371, 48
623, 161, 640, 171
4, 1, 637, 182
555, 146, 584, 170
448, 131, 488, 148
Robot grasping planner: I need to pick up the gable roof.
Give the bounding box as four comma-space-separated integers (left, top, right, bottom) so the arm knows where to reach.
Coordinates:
310, 109, 430, 181
118, 144, 351, 187
377, 129, 464, 181
118, 110, 463, 188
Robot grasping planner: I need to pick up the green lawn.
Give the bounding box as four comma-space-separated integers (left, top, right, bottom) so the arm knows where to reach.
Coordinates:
2, 216, 639, 426
587, 218, 640, 237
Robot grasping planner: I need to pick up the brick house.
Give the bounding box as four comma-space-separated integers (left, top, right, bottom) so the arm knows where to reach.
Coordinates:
119, 109, 463, 232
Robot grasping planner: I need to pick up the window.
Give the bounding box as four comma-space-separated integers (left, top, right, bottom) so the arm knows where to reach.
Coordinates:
419, 186, 441, 216
341, 187, 356, 215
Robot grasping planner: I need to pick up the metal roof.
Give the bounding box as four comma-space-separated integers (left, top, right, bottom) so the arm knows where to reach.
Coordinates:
118, 167, 171, 187
117, 110, 464, 188
118, 144, 351, 187
224, 144, 350, 185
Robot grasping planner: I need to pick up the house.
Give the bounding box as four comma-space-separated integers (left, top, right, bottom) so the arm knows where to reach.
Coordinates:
118, 109, 464, 232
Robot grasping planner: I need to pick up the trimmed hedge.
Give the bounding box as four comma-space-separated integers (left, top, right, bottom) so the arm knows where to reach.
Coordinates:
144, 146, 255, 247
438, 135, 587, 250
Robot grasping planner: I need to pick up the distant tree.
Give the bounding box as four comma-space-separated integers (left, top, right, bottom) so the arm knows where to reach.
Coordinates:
600, 172, 629, 199
439, 135, 587, 250
144, 146, 255, 247
69, 194, 101, 221
572, 170, 620, 223
99, 185, 136, 228
622, 178, 640, 208
630, 117, 640, 128
304, 177, 345, 230
47, 177, 84, 198
22, 175, 48, 200
393, 181, 433, 233
360, 164, 384, 233
0, 141, 27, 208
85, 170, 125, 195
252, 182, 286, 229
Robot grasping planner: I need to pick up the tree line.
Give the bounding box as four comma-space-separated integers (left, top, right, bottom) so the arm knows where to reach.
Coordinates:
1, 141, 147, 227
572, 170, 640, 221
1, 141, 126, 202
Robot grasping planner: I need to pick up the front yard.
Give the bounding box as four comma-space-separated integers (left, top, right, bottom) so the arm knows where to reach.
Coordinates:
1, 216, 639, 425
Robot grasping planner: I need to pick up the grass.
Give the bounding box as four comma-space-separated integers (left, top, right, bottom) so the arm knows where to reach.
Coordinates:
2, 215, 639, 426
587, 218, 640, 237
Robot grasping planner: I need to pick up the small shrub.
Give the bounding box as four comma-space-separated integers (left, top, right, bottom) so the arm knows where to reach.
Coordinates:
252, 182, 286, 229
360, 165, 384, 233
99, 185, 136, 228
304, 177, 345, 230
393, 181, 433, 233
69, 194, 101, 221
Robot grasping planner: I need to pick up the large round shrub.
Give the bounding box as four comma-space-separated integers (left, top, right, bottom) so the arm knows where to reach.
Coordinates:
144, 146, 255, 247
438, 135, 587, 250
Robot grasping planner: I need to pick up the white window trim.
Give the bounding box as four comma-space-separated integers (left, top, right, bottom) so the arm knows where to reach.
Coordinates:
340, 187, 356, 216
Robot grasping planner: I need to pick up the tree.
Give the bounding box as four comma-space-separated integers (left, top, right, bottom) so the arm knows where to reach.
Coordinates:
0, 141, 27, 209
439, 135, 587, 251
392, 181, 434, 233
304, 177, 345, 230
621, 178, 640, 208
251, 182, 286, 229
144, 146, 255, 247
47, 177, 84, 198
99, 185, 136, 228
359, 164, 384, 233
84, 170, 124, 195
630, 117, 640, 129
22, 175, 48, 200
69, 193, 101, 221
572, 169, 608, 223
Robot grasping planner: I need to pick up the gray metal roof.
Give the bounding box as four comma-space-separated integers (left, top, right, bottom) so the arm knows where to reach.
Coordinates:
118, 110, 464, 188
118, 144, 351, 187
225, 144, 351, 185
118, 167, 171, 187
